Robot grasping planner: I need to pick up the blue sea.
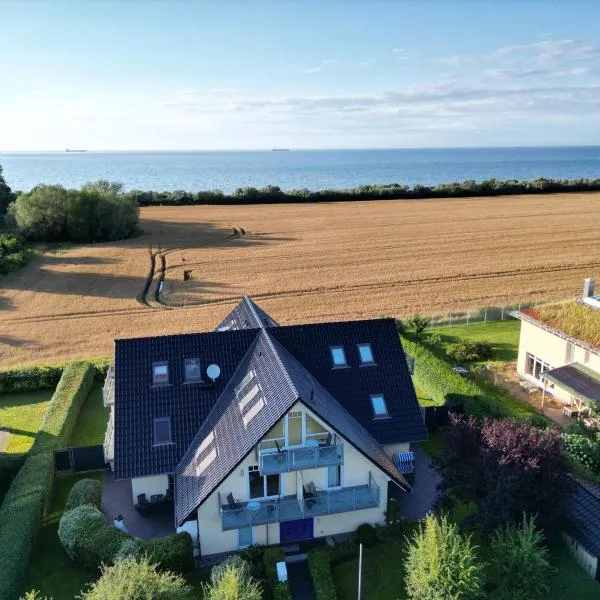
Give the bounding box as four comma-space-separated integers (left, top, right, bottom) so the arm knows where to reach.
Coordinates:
2, 147, 600, 193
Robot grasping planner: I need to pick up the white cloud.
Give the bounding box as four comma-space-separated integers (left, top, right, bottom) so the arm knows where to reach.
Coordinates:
392, 48, 406, 53
321, 58, 337, 65
302, 67, 322, 74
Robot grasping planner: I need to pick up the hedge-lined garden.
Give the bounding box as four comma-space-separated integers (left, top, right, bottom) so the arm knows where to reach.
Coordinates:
0, 361, 98, 600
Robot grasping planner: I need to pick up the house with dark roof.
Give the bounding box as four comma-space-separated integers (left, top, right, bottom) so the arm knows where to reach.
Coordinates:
564, 477, 600, 580
511, 278, 600, 418
103, 297, 426, 556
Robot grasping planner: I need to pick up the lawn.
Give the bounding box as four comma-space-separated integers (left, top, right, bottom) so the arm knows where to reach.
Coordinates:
427, 318, 521, 364
0, 389, 54, 454
331, 529, 600, 600
69, 383, 109, 447
413, 381, 436, 407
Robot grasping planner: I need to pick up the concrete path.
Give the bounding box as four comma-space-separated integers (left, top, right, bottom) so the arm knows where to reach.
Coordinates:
395, 445, 442, 520
286, 560, 317, 600
101, 472, 175, 540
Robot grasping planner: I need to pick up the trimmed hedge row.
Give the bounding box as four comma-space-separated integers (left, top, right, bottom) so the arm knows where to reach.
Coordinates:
144, 532, 194, 575
308, 547, 338, 600
0, 359, 110, 394
0, 362, 97, 599
401, 336, 547, 425
0, 452, 54, 600
64, 478, 103, 512
32, 362, 95, 454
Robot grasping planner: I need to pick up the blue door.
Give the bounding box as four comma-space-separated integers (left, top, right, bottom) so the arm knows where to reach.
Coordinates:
280, 518, 313, 543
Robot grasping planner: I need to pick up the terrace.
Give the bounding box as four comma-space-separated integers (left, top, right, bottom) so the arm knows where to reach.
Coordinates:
219, 473, 380, 530
258, 441, 343, 475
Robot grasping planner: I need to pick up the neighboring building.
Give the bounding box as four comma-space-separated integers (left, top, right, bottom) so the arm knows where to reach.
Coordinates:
104, 297, 426, 556
564, 477, 600, 581
511, 278, 600, 413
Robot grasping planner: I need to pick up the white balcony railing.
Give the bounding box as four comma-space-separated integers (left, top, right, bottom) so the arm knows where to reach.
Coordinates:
259, 442, 343, 475
103, 409, 114, 463
103, 364, 115, 407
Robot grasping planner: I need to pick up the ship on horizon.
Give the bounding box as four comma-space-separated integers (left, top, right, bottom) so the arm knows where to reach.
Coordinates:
271, 148, 290, 152
65, 149, 87, 153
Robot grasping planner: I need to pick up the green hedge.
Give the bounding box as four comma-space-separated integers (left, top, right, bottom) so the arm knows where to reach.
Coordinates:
308, 548, 338, 600
0, 359, 110, 394
0, 452, 54, 600
0, 365, 64, 394
64, 478, 103, 512
144, 532, 194, 575
262, 547, 292, 600
0, 454, 26, 501
401, 336, 548, 425
32, 362, 95, 453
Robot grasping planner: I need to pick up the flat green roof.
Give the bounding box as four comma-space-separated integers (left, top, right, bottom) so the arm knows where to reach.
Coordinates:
543, 362, 600, 405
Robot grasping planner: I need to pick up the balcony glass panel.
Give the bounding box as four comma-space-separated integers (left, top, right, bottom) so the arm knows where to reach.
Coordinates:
259, 443, 343, 475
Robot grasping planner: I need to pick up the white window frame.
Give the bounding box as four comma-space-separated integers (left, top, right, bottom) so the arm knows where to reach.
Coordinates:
330, 346, 348, 368
153, 417, 172, 445
358, 343, 375, 365
184, 358, 202, 383
525, 353, 551, 383
247, 465, 280, 500
152, 361, 169, 386
370, 394, 389, 418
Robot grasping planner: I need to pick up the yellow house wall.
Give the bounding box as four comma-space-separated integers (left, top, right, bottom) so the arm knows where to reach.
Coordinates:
131, 474, 169, 504
195, 401, 391, 556
563, 532, 598, 580
517, 320, 600, 402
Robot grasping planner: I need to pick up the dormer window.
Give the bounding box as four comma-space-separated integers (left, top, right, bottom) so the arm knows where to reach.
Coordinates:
153, 362, 169, 385
330, 346, 347, 368
370, 394, 389, 418
185, 358, 202, 382
153, 417, 172, 445
358, 343, 375, 365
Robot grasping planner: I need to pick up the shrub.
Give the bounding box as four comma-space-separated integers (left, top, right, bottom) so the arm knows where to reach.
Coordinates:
0, 451, 55, 600
33, 361, 95, 453
11, 181, 139, 243
405, 513, 484, 600
407, 313, 430, 338
80, 557, 191, 600
562, 432, 600, 475
262, 547, 292, 600
114, 537, 144, 563
0, 234, 31, 275
0, 365, 64, 393
0, 164, 15, 216
64, 478, 103, 512
490, 514, 551, 600
448, 341, 493, 363
203, 557, 262, 600
356, 523, 377, 547
58, 504, 109, 563
307, 548, 337, 600
144, 532, 194, 574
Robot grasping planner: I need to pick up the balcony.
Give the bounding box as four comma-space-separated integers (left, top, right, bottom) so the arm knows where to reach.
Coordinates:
104, 409, 114, 464
103, 365, 115, 407
259, 443, 343, 475
219, 473, 380, 531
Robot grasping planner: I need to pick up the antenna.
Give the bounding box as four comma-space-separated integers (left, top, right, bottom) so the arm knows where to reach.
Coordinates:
206, 364, 221, 382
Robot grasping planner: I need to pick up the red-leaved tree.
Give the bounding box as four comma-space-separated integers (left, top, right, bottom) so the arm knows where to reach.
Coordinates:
441, 414, 570, 531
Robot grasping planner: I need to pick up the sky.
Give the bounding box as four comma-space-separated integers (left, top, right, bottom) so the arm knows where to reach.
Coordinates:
2, 0, 600, 151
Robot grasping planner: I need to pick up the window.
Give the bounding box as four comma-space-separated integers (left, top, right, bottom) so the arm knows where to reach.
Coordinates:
358, 343, 375, 365
585, 349, 591, 364
566, 343, 575, 363
184, 358, 202, 382
153, 417, 172, 445
370, 394, 389, 418
248, 465, 280, 499
330, 346, 347, 367
525, 353, 551, 382
238, 527, 253, 548
152, 362, 169, 385
328, 465, 341, 488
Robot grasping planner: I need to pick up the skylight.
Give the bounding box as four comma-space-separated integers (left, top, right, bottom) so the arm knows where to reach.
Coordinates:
370, 394, 389, 418
242, 397, 265, 428
238, 384, 260, 412
197, 431, 215, 455
185, 358, 202, 382
196, 448, 217, 475
195, 431, 217, 475
236, 370, 256, 395
153, 417, 172, 445
330, 346, 347, 367
152, 362, 169, 385
358, 343, 375, 365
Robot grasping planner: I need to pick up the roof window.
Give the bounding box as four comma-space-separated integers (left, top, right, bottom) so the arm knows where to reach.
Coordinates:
152, 362, 169, 385
370, 394, 389, 418
185, 358, 202, 382
153, 417, 172, 445
330, 346, 348, 368
358, 343, 375, 365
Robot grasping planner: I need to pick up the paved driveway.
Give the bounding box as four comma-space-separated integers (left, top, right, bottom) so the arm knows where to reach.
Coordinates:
395, 445, 442, 520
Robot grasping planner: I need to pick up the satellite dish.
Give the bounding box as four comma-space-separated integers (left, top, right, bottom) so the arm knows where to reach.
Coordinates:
207, 364, 221, 382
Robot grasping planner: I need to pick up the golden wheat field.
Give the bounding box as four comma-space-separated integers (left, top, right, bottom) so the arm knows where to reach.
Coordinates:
2, 192, 600, 367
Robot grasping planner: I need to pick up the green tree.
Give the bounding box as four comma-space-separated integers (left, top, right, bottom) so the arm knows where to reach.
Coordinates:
202, 557, 262, 600
79, 557, 191, 600
407, 313, 430, 338
490, 514, 551, 600
0, 165, 14, 216
405, 513, 484, 600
